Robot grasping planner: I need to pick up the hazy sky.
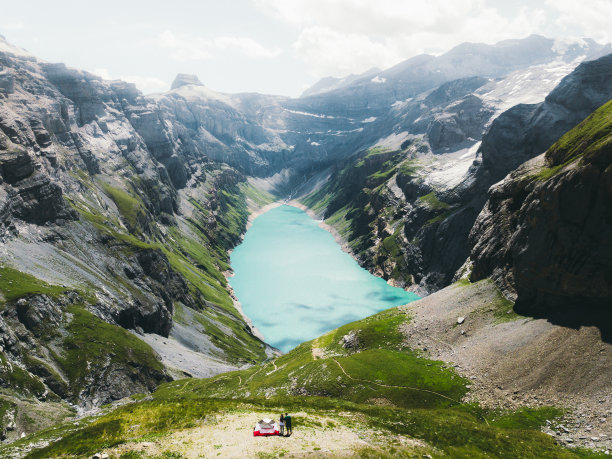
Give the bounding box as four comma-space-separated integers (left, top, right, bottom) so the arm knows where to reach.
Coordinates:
1, 0, 611, 97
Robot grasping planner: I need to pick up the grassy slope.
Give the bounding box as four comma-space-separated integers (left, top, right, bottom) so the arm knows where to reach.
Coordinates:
17, 294, 600, 458
71, 170, 273, 365
301, 147, 413, 249
301, 145, 452, 285
0, 169, 275, 443
536, 98, 612, 180
0, 266, 67, 303
0, 268, 164, 394
0, 268, 168, 440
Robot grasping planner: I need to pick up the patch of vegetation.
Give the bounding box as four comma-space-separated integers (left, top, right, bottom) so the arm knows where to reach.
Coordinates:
301, 190, 334, 215
488, 406, 564, 430
375, 230, 414, 283
367, 167, 396, 182
364, 146, 392, 159
238, 182, 275, 208
0, 352, 46, 397
0, 397, 15, 422
417, 192, 450, 211
534, 160, 570, 181
119, 452, 146, 459
162, 248, 233, 312
397, 160, 419, 178
216, 187, 250, 248
18, 299, 587, 458
26, 392, 582, 458
22, 355, 66, 397
192, 308, 265, 364
454, 278, 472, 287
490, 287, 522, 324
69, 198, 122, 229
426, 210, 452, 226
324, 205, 354, 240
55, 306, 164, 397
534, 99, 612, 181
381, 232, 402, 258
0, 266, 67, 303
547, 99, 612, 166
150, 307, 466, 411
100, 182, 147, 233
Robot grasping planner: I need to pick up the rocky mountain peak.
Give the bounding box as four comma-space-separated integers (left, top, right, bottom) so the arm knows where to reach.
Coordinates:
171, 73, 204, 90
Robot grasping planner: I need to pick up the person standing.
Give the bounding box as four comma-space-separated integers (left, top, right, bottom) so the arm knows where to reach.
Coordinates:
285, 413, 292, 435
279, 414, 285, 436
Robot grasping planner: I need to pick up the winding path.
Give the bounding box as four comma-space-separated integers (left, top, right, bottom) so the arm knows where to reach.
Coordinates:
331, 358, 459, 403
331, 358, 489, 425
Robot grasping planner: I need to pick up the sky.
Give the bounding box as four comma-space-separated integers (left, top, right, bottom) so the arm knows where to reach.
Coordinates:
1, 0, 611, 97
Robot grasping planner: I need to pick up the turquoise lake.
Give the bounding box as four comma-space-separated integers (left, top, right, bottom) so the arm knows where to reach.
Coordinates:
229, 205, 420, 352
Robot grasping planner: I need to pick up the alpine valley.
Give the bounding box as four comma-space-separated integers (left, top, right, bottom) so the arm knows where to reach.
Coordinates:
0, 32, 610, 458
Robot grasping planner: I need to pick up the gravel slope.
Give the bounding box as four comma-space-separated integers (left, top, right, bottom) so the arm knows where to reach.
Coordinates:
400, 280, 612, 451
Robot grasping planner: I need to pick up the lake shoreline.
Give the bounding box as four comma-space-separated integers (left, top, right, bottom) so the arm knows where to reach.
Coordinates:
228, 203, 419, 352
286, 200, 357, 259
223, 201, 284, 355
240, 199, 355, 259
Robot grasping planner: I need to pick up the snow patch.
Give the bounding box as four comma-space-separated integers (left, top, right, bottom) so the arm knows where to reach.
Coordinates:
553, 37, 588, 55
362, 117, 377, 123
371, 76, 386, 84
478, 59, 580, 122
285, 109, 335, 119
422, 142, 481, 190
374, 131, 409, 150
391, 98, 413, 109
163, 84, 236, 107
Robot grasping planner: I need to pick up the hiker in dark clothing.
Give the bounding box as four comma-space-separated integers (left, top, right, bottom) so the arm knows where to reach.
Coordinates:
284, 413, 292, 435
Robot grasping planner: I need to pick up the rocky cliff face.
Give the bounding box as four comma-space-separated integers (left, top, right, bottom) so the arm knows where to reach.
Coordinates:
300, 53, 612, 293
469, 99, 612, 314
296, 35, 610, 117
476, 54, 612, 184
0, 37, 273, 430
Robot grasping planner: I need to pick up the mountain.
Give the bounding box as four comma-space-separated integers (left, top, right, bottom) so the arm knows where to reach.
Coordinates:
301, 53, 612, 295
0, 35, 278, 436
10, 71, 609, 458
0, 32, 611, 452
300, 67, 381, 97
290, 35, 611, 118
469, 99, 612, 318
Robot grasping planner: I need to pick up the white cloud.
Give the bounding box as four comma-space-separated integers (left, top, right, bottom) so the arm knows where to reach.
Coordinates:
157, 30, 282, 62
257, 0, 488, 35
0, 21, 25, 31
546, 0, 612, 43
256, 0, 607, 79
122, 75, 169, 94
92, 68, 113, 80
293, 26, 398, 77
92, 68, 168, 94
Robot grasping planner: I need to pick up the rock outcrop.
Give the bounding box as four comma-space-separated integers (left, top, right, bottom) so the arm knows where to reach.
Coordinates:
300, 53, 612, 293
477, 54, 612, 184
469, 99, 612, 313
171, 73, 203, 90
0, 36, 271, 417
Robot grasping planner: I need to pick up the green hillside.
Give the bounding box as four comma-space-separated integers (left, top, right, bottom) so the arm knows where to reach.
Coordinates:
6, 286, 600, 458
